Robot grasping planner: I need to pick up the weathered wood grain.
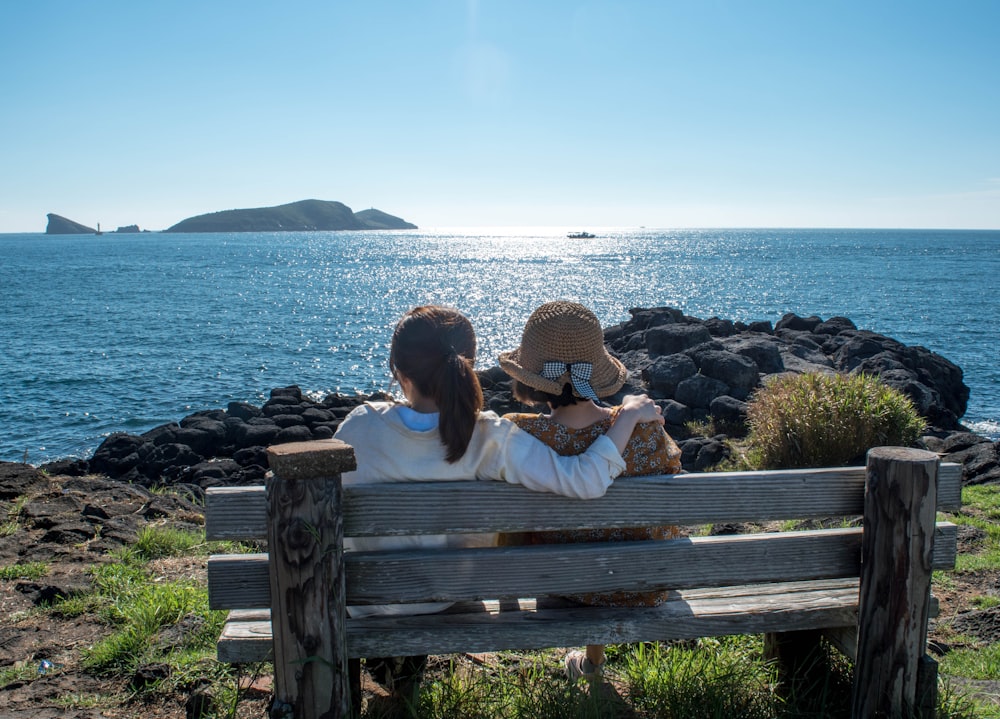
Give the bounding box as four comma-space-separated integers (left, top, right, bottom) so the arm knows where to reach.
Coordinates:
219, 585, 942, 665
207, 522, 957, 611
206, 442, 961, 718
851, 447, 939, 719
205, 462, 962, 540
218, 578, 861, 662
265, 445, 351, 718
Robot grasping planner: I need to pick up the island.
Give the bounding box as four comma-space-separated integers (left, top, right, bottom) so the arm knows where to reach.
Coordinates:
44, 200, 416, 235
164, 199, 417, 232
45, 214, 97, 235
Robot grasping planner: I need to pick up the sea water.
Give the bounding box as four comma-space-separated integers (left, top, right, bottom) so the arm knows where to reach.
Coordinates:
1, 227, 997, 464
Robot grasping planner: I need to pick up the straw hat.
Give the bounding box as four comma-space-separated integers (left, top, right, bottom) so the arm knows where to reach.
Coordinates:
498, 301, 627, 401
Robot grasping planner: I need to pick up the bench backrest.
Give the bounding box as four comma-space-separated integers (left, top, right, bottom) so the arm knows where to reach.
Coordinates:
206, 459, 961, 612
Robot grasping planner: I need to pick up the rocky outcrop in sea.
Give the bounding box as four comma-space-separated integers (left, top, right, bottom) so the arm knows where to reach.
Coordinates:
41, 308, 998, 493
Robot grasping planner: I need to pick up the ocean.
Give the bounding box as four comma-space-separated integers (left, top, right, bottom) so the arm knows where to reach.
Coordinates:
1, 227, 998, 465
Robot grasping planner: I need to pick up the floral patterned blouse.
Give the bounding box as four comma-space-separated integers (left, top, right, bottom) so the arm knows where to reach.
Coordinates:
501, 406, 683, 607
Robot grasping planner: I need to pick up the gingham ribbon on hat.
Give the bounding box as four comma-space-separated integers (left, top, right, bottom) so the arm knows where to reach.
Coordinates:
541, 361, 599, 402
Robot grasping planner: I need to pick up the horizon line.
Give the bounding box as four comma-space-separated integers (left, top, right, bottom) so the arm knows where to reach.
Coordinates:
4, 225, 999, 235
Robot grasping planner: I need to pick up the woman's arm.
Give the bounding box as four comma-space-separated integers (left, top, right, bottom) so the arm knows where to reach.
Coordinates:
484, 395, 665, 499
604, 394, 664, 454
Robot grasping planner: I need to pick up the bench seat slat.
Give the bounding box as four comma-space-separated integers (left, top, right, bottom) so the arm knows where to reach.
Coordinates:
217, 578, 863, 662
218, 585, 939, 664
205, 464, 962, 541
208, 523, 957, 610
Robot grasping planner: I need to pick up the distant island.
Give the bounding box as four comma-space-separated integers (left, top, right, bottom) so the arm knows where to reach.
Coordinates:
46, 215, 147, 235
45, 214, 99, 234
164, 199, 417, 233
44, 200, 416, 235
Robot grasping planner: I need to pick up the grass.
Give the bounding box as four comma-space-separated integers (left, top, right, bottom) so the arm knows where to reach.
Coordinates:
10, 477, 996, 718
742, 372, 925, 469
683, 416, 746, 440
932, 483, 1000, 700
947, 485, 1000, 573
5, 518, 265, 716
36, 525, 240, 712
50, 692, 118, 710
0, 661, 43, 689
406, 636, 985, 719
1, 495, 31, 537
131, 524, 210, 560
81, 573, 215, 674
0, 561, 50, 581
940, 642, 1000, 681
621, 638, 777, 718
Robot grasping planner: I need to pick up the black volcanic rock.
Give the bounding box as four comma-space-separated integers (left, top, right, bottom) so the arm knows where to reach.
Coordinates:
164, 199, 417, 233
46, 213, 96, 234
42, 308, 990, 488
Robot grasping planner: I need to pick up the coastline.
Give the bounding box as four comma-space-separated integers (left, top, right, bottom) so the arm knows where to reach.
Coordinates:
2, 307, 998, 718
36, 308, 999, 491
4, 228, 999, 464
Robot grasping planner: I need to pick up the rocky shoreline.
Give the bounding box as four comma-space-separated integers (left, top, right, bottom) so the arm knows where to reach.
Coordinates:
3, 306, 999, 718
39, 307, 1000, 491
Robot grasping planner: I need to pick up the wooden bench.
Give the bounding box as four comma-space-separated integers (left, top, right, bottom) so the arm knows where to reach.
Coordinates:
205, 440, 961, 719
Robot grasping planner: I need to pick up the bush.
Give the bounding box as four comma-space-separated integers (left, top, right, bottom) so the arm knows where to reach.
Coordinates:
744, 372, 925, 469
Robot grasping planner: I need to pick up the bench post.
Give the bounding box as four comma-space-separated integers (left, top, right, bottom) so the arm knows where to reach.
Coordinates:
266, 440, 357, 719
851, 447, 939, 719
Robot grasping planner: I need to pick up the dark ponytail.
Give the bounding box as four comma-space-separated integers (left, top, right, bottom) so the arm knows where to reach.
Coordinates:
390, 306, 484, 462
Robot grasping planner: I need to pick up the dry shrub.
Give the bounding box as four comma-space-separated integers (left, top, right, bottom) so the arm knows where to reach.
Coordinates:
744, 372, 925, 469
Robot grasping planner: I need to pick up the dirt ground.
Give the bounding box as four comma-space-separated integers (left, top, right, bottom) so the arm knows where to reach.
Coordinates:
2, 462, 999, 718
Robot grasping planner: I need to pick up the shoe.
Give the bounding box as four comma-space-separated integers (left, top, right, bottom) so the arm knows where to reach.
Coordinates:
564, 650, 604, 682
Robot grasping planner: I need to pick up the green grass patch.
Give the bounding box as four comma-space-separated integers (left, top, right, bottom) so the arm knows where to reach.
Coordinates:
683, 416, 745, 439
948, 485, 1000, 574
972, 596, 1000, 610
50, 591, 104, 619
0, 662, 42, 688
0, 561, 50, 581
419, 651, 619, 719
50, 692, 118, 710
962, 484, 1000, 518
933, 571, 958, 592
622, 638, 778, 718
45, 525, 254, 688
407, 636, 984, 718
1, 495, 30, 536
81, 559, 225, 676
119, 524, 257, 563
940, 642, 1000, 681
44, 525, 234, 691
936, 681, 988, 719
130, 524, 208, 560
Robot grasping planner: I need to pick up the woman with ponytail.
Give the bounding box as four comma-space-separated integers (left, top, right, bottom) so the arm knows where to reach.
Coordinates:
333, 305, 662, 706
335, 305, 662, 499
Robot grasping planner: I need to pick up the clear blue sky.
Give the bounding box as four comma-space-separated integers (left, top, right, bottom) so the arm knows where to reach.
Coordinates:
2, 0, 998, 232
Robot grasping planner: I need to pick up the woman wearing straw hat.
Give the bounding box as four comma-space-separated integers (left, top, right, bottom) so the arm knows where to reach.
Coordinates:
498, 300, 683, 685
334, 305, 665, 708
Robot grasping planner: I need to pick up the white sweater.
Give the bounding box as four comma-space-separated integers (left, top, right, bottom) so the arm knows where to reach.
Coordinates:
333, 401, 626, 617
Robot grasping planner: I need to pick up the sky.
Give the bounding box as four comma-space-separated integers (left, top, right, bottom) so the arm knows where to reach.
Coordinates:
1, 0, 998, 233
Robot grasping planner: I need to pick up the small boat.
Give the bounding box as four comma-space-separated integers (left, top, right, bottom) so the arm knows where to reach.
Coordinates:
95, 222, 103, 236
567, 231, 595, 239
